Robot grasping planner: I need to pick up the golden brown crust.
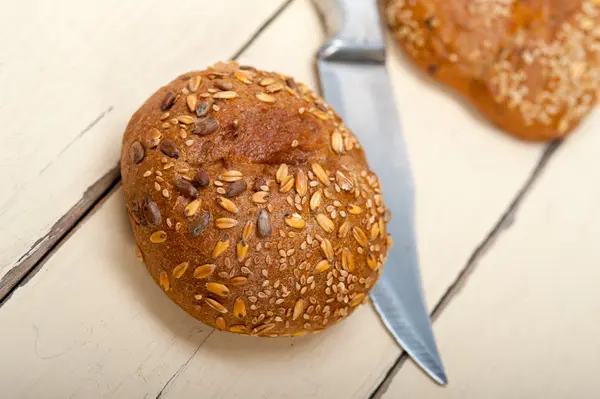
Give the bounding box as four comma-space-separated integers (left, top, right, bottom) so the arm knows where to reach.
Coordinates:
120, 61, 391, 337
386, 0, 600, 141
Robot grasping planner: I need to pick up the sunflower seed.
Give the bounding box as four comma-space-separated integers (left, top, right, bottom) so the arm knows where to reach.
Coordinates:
226, 180, 247, 198
205, 298, 227, 313
285, 77, 298, 93
159, 271, 170, 291
159, 139, 179, 158
196, 101, 210, 117
172, 262, 189, 278
150, 230, 167, 243
130, 141, 145, 164
207, 282, 230, 297
190, 211, 211, 237
192, 116, 219, 135
194, 264, 216, 279
215, 80, 233, 91
192, 170, 210, 188
160, 91, 177, 111
266, 83, 284, 93
174, 179, 199, 198
257, 209, 272, 238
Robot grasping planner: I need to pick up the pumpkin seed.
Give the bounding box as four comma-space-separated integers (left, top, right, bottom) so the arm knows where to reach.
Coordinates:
159, 139, 179, 158
225, 180, 247, 198
130, 141, 145, 164
160, 91, 177, 111
174, 179, 199, 198
192, 116, 219, 135
192, 170, 210, 188
144, 197, 161, 225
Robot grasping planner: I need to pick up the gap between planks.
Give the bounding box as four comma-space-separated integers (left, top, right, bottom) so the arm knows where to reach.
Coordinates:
369, 140, 562, 399
0, 0, 296, 306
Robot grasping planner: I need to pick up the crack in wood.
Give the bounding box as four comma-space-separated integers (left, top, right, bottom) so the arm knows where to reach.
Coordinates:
368, 140, 562, 399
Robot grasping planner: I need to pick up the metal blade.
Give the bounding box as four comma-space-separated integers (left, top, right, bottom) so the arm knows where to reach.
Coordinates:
316, 59, 447, 385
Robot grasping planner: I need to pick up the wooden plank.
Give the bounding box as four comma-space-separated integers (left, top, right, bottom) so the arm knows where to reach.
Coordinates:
0, 0, 550, 398
0, 0, 288, 290
382, 110, 600, 398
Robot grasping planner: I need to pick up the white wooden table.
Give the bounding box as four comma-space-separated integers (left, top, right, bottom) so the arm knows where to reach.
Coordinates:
1, 1, 599, 398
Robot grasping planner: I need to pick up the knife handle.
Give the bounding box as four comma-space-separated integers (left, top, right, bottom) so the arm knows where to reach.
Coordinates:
312, 0, 386, 63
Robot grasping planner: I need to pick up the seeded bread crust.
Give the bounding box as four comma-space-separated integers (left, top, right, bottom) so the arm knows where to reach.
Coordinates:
121, 61, 391, 337
386, 0, 600, 141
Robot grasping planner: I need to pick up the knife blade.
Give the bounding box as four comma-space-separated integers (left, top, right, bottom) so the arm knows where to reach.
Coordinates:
312, 0, 447, 385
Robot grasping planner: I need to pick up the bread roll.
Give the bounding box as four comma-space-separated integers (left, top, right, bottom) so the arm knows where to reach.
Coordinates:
386, 0, 600, 141
121, 61, 391, 336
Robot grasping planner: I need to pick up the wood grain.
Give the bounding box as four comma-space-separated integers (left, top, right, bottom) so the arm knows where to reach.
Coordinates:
0, 0, 288, 291
383, 111, 600, 398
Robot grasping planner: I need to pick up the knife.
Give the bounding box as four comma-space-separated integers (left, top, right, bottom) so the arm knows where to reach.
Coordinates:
312, 0, 447, 385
